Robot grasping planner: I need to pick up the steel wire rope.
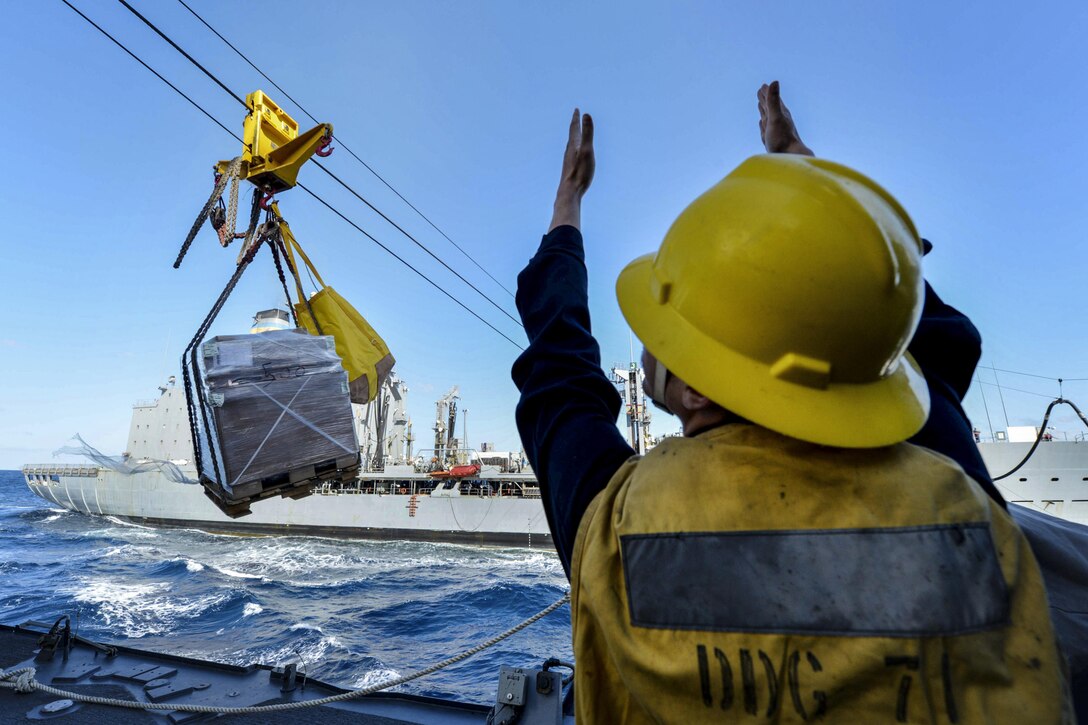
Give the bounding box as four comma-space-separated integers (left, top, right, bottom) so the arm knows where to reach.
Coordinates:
988, 366, 1088, 382
60, 0, 524, 351
309, 159, 524, 327
116, 0, 522, 327
117, 0, 246, 107
58, 0, 239, 142
975, 380, 1058, 400
176, 0, 518, 300
296, 182, 525, 348
989, 367, 1062, 381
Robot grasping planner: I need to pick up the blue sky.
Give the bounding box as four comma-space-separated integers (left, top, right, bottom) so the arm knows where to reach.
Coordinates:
2, 1, 1086, 469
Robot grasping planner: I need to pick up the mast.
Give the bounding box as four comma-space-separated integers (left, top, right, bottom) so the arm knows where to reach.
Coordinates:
611, 361, 652, 455
433, 386, 459, 466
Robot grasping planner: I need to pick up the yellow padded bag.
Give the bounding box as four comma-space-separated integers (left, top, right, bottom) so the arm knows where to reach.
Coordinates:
280, 220, 394, 404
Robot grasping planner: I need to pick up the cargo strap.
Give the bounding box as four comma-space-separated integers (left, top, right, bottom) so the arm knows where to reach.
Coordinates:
265, 219, 300, 327
0, 593, 570, 715
273, 202, 324, 335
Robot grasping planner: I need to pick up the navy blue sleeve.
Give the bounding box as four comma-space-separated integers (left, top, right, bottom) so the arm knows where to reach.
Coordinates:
511, 225, 636, 577
908, 248, 1006, 508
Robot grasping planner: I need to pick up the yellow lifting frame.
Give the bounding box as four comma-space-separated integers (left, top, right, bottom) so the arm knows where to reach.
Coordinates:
216, 90, 333, 194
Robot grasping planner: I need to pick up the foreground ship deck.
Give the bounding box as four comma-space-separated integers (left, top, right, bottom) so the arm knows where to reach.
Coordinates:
0, 619, 571, 723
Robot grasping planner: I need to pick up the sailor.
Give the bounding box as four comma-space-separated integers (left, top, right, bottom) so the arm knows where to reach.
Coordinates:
760, 80, 1088, 721
512, 89, 1073, 721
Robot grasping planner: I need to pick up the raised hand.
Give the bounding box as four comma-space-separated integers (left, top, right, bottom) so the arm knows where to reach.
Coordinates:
549, 109, 595, 232
757, 81, 813, 156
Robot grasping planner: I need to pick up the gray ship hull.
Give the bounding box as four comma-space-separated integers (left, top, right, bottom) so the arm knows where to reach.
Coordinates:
23, 466, 551, 547
978, 439, 1088, 524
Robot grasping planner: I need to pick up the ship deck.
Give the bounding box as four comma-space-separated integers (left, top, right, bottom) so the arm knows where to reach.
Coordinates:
0, 618, 571, 723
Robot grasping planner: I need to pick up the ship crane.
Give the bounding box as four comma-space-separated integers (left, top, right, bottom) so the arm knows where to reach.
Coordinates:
611, 362, 654, 455
355, 373, 412, 471
433, 386, 460, 467
387, 375, 411, 464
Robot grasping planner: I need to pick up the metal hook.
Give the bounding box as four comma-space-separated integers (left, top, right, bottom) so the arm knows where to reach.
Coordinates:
315, 134, 334, 158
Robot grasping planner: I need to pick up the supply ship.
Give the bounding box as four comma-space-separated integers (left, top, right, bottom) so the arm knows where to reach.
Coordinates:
21, 313, 552, 546
19, 312, 1088, 537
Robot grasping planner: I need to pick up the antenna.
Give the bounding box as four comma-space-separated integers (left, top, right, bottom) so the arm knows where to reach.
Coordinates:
976, 372, 995, 441
990, 363, 1011, 428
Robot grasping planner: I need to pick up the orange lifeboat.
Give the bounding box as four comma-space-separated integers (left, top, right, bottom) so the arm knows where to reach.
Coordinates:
428, 464, 481, 479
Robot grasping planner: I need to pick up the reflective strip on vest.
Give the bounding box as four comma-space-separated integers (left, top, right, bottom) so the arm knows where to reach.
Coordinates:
621, 523, 1010, 637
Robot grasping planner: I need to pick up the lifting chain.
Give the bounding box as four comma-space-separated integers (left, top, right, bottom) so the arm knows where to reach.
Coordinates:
210, 164, 245, 247
174, 156, 242, 268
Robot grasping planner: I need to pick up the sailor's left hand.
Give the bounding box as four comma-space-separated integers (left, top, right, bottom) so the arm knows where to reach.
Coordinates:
758, 81, 814, 156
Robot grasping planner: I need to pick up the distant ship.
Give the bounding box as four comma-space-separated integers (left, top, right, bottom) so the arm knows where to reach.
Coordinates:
977, 424, 1088, 525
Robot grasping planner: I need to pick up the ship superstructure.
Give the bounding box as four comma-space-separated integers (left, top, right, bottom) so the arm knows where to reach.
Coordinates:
610, 362, 654, 455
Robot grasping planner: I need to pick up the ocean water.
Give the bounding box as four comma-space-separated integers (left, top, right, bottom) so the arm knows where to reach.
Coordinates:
0, 469, 572, 704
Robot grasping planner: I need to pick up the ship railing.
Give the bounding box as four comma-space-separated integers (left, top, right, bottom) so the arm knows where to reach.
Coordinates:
313, 476, 543, 499
22, 464, 100, 478
412, 448, 528, 475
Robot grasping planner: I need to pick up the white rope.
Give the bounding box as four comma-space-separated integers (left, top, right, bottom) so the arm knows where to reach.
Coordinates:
7, 668, 36, 694
0, 592, 570, 715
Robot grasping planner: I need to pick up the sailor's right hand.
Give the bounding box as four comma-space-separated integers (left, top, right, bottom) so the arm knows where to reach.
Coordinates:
549, 108, 595, 232
757, 81, 814, 156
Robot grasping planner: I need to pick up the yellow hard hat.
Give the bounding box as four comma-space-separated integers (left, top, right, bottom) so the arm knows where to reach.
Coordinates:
616, 154, 930, 448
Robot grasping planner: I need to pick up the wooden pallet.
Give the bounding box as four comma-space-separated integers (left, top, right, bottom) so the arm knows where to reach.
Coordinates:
201, 453, 360, 518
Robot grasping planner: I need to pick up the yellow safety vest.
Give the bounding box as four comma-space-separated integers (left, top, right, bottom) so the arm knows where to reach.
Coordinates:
570, 424, 1071, 724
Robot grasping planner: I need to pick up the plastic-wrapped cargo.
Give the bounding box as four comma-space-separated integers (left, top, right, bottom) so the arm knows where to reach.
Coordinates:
195, 328, 359, 514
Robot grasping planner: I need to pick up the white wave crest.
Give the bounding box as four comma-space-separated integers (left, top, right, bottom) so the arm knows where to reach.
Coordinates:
185, 537, 562, 590
289, 622, 323, 634
242, 602, 263, 617
226, 633, 346, 669
71, 578, 235, 637
101, 545, 135, 559
351, 667, 401, 691
103, 516, 158, 532
208, 564, 264, 580
184, 559, 205, 573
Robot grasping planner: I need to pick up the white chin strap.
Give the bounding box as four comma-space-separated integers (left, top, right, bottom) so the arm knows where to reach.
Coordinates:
650, 359, 670, 409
